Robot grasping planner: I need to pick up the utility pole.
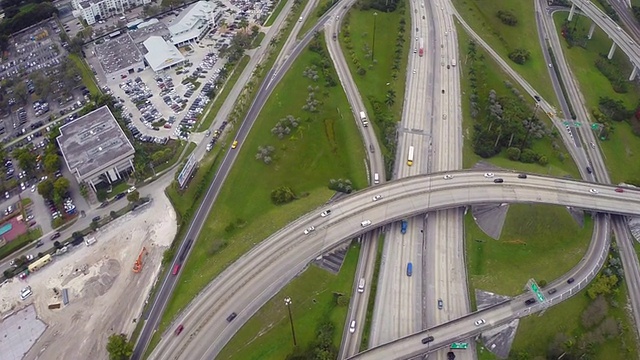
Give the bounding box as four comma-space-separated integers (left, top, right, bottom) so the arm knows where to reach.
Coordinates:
284, 297, 297, 346
372, 12, 378, 61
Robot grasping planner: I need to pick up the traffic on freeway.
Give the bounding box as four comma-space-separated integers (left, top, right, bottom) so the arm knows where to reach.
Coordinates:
149, 170, 638, 360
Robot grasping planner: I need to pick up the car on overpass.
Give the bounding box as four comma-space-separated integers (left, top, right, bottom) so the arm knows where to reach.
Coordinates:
474, 319, 485, 326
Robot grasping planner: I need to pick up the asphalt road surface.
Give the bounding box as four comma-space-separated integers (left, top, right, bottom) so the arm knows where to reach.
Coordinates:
150, 170, 640, 360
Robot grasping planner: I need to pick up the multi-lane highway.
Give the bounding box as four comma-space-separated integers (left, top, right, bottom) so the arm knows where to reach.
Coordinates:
149, 169, 640, 360
348, 207, 609, 359
134, 1, 640, 359
321, 2, 387, 358
369, 0, 434, 347
569, 0, 640, 67
132, 0, 336, 357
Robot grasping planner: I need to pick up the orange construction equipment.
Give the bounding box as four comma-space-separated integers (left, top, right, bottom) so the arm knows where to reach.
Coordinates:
133, 247, 147, 273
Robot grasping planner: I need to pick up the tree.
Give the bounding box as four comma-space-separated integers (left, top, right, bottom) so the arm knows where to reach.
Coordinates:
385, 89, 396, 108
43, 153, 61, 174
13, 148, 37, 174
13, 81, 28, 104
506, 147, 521, 160
126, 190, 140, 203
106, 333, 133, 360
496, 10, 518, 26
53, 177, 70, 198
270, 186, 296, 205
581, 295, 608, 328
110, 210, 118, 219
37, 178, 54, 199
587, 274, 619, 299
508, 48, 531, 65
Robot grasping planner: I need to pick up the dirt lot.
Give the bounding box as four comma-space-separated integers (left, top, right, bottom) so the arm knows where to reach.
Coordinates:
0, 192, 176, 360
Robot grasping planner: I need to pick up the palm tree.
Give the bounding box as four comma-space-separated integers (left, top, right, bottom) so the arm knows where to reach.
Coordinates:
385, 89, 396, 108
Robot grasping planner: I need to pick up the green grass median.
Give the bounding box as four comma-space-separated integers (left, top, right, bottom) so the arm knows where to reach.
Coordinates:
466, 205, 592, 297
217, 243, 360, 359
157, 32, 367, 341
552, 12, 640, 184
453, 0, 557, 106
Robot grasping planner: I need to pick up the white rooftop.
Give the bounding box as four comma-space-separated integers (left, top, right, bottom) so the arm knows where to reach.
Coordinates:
169, 1, 213, 35
143, 36, 186, 72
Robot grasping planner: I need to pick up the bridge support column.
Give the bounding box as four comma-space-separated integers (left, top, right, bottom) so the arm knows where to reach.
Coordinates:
568, 4, 576, 21
588, 23, 596, 40
630, 66, 638, 81
608, 42, 617, 59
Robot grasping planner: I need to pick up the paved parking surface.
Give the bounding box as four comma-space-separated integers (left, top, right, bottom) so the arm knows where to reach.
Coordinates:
0, 305, 47, 360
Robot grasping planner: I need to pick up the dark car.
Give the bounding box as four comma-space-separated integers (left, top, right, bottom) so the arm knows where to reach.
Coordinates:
586, 166, 592, 174
92, 216, 101, 222
518, 173, 527, 179
226, 312, 237, 322
114, 193, 126, 200
494, 178, 504, 183
447, 352, 456, 360
567, 278, 575, 284
525, 298, 536, 305
421, 336, 435, 344
174, 324, 184, 335
548, 288, 557, 295
50, 232, 60, 240
437, 299, 443, 310
534, 95, 541, 102
98, 201, 109, 208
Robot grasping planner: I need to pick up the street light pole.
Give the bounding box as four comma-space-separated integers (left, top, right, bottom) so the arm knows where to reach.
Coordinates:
284, 297, 297, 346
372, 12, 378, 61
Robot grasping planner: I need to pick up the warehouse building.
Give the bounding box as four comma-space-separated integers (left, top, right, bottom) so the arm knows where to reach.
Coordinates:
94, 32, 145, 81
57, 106, 136, 192
143, 36, 186, 72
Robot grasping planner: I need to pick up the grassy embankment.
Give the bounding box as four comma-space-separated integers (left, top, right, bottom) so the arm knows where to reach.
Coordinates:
552, 12, 640, 184
452, 0, 557, 107
154, 30, 367, 353
456, 22, 579, 177
217, 244, 360, 359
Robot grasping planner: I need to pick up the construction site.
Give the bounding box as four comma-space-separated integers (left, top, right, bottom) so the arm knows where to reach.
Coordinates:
0, 188, 176, 360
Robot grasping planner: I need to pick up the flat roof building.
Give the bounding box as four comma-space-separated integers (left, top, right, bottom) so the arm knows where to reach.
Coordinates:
143, 36, 186, 72
94, 33, 145, 80
169, 1, 220, 46
57, 106, 135, 191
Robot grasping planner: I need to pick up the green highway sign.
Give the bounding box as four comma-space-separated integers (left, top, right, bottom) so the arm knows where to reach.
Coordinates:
450, 342, 468, 349
591, 123, 600, 130
563, 121, 582, 127
529, 279, 546, 302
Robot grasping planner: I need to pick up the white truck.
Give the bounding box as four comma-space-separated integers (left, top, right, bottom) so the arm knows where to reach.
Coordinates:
359, 111, 369, 127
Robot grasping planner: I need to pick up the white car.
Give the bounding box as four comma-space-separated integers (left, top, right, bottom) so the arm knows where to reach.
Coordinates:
30, 185, 35, 192
589, 188, 598, 194
20, 182, 25, 191
26, 254, 34, 261
320, 210, 331, 217
443, 174, 453, 180
483, 173, 494, 178
372, 195, 383, 201
4, 192, 8, 199
349, 320, 356, 333
361, 220, 372, 227
303, 226, 315, 235
474, 319, 485, 326
20, 286, 32, 300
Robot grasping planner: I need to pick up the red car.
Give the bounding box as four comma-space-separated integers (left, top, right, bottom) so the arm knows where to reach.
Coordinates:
615, 188, 624, 193
174, 324, 184, 335
172, 264, 181, 275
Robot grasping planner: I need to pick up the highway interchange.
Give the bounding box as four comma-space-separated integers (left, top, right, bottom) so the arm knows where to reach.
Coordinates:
130, 0, 640, 359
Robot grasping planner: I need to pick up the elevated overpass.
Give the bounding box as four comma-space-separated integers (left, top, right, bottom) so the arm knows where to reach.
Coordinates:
567, 0, 640, 79
151, 170, 639, 360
